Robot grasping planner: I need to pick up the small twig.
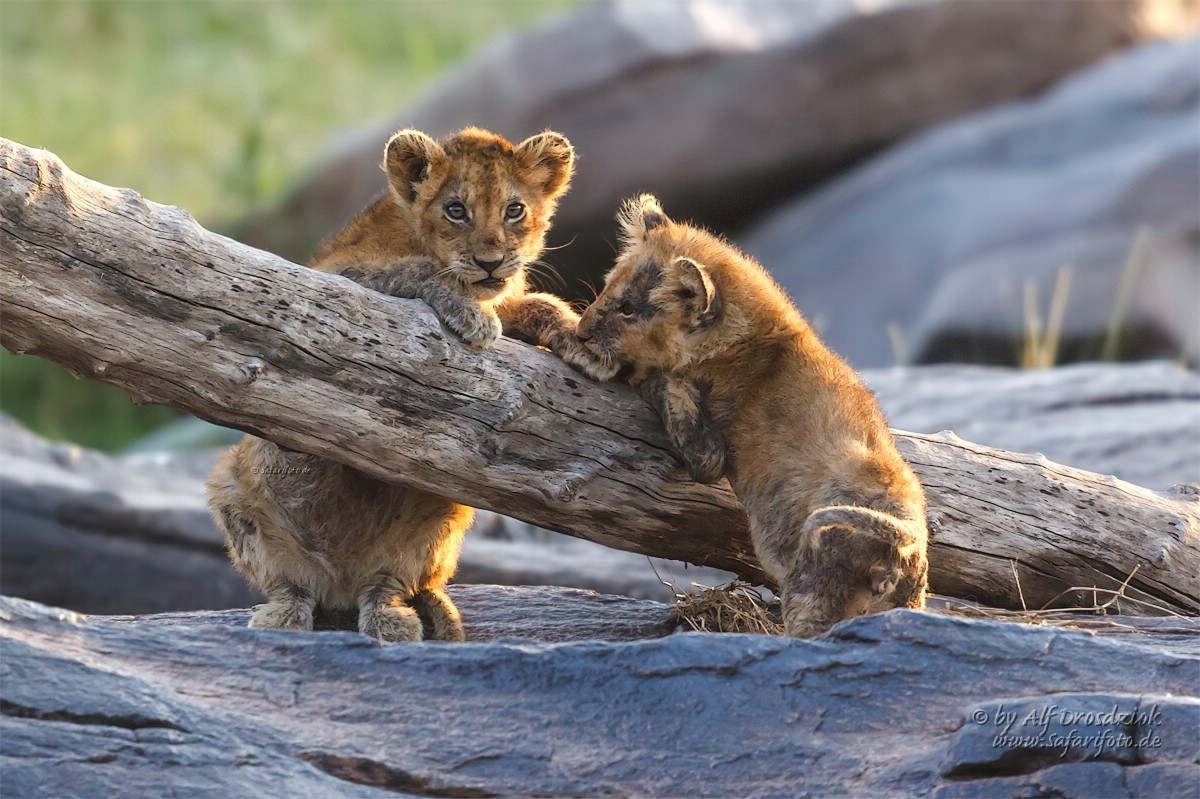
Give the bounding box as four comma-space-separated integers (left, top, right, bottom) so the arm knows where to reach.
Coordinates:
1010, 560, 1028, 612
646, 557, 677, 598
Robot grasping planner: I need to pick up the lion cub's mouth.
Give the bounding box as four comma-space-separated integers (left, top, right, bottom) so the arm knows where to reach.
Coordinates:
475, 277, 507, 289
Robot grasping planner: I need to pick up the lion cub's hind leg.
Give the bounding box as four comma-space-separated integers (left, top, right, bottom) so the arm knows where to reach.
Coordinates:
357, 575, 424, 643
412, 588, 466, 642
779, 529, 867, 639
780, 506, 929, 637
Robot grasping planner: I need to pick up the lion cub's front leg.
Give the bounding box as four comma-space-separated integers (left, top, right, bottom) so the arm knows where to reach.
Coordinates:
498, 293, 625, 380
250, 578, 317, 631
636, 372, 727, 484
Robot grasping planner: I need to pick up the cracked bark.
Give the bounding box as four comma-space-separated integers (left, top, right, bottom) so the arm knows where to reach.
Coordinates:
2, 137, 1197, 615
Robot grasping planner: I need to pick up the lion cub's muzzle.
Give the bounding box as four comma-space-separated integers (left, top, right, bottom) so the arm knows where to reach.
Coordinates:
468, 253, 518, 284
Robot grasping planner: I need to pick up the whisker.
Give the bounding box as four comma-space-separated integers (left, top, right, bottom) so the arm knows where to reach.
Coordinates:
525, 260, 568, 292
576, 277, 600, 304
539, 235, 578, 253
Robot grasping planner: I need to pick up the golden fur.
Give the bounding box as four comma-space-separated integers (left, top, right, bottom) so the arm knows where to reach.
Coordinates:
207, 127, 581, 642
575, 195, 929, 637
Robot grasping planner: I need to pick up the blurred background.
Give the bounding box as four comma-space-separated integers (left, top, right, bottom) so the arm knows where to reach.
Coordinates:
1, 0, 1198, 614
1, 0, 574, 449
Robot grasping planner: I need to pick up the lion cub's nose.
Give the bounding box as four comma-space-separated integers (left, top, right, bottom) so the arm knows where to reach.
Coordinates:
473, 255, 504, 274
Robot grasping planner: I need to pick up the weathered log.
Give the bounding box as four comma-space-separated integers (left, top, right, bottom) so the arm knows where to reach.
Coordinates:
1, 138, 1197, 614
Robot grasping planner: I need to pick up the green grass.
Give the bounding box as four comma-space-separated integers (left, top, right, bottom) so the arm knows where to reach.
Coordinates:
0, 0, 577, 450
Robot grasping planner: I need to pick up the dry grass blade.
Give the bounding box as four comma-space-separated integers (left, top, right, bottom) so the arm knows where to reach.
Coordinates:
886, 322, 909, 367
1102, 226, 1153, 361
936, 564, 1187, 630
1020, 265, 1073, 369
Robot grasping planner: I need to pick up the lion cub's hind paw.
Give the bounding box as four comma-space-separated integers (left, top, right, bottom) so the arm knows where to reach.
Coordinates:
412, 588, 466, 642
359, 604, 424, 643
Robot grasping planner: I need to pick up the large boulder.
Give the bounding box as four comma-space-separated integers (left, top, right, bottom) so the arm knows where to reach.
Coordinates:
226, 0, 1196, 292
2, 361, 1195, 615
742, 37, 1200, 368
0, 412, 727, 614
866, 361, 1200, 491
1, 593, 1196, 798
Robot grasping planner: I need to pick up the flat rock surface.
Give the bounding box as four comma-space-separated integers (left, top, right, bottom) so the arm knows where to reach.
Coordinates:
1, 591, 1196, 798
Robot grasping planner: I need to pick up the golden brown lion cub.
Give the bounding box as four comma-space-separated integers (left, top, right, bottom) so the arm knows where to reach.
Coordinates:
574, 195, 929, 637
207, 127, 583, 642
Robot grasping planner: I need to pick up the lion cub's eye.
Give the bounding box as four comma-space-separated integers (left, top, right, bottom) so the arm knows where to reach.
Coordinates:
617, 300, 636, 317
504, 202, 526, 222
444, 201, 469, 222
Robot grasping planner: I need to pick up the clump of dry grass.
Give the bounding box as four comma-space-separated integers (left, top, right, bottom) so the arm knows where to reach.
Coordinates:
671, 581, 784, 636
666, 563, 1181, 637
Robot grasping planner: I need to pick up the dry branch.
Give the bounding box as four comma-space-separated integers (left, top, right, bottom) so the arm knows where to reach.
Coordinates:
2, 137, 1197, 615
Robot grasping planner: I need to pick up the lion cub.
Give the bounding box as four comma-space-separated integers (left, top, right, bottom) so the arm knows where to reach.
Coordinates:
207, 127, 581, 642
575, 195, 929, 637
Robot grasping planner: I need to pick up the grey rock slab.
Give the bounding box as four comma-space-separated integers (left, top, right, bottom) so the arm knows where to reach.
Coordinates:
122, 584, 680, 645
864, 361, 1200, 490
1, 593, 1197, 798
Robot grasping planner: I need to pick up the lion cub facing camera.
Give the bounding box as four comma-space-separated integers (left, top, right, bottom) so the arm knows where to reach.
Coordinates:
207, 127, 581, 642
575, 195, 929, 637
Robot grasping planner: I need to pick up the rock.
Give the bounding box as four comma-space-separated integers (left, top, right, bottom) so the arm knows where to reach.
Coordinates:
3, 360, 1196, 614
0, 412, 725, 614
225, 0, 1196, 291
126, 584, 680, 645
1, 593, 1196, 798
865, 361, 1200, 490
742, 37, 1200, 368
0, 415, 259, 614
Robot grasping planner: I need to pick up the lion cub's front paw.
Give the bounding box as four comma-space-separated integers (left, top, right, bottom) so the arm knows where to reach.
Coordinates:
560, 340, 621, 382
448, 306, 502, 349
250, 600, 314, 631
359, 604, 424, 643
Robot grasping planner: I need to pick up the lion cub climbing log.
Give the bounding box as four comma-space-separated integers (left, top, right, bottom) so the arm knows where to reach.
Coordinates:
574, 195, 929, 637
207, 127, 580, 642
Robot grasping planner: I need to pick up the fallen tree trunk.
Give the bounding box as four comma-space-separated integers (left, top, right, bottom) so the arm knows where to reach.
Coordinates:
2, 137, 1197, 614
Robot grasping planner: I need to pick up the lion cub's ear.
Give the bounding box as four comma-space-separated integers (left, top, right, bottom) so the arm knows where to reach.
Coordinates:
383, 130, 448, 204
617, 194, 670, 243
674, 258, 722, 329
516, 131, 574, 200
